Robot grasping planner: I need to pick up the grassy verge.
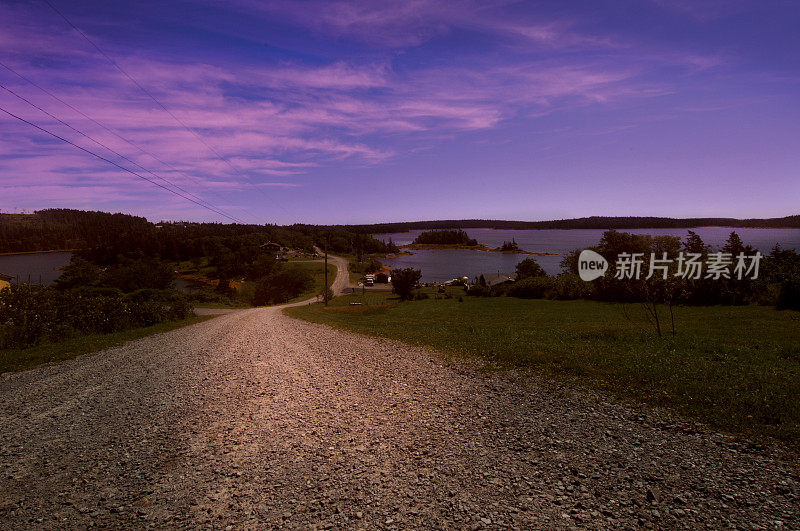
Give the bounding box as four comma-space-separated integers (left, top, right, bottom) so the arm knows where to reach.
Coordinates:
287, 292, 800, 449
0, 315, 215, 373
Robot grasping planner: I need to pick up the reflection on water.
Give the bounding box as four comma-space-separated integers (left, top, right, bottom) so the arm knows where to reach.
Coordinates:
381, 249, 560, 283
0, 252, 73, 286
375, 227, 800, 282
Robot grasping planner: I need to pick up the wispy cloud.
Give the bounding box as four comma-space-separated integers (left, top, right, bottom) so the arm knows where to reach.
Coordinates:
0, 0, 767, 222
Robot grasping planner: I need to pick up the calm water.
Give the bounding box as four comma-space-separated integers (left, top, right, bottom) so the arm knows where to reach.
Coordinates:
3, 227, 799, 286
375, 227, 800, 282
0, 252, 73, 286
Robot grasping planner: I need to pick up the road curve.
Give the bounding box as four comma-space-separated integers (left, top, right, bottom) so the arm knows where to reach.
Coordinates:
326, 253, 350, 296
1, 271, 798, 528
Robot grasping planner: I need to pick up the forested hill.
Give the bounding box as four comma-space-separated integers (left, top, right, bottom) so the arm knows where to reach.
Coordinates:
346, 215, 800, 233
2, 209, 798, 254
0, 209, 393, 257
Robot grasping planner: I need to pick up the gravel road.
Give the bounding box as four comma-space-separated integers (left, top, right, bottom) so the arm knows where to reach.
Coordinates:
1, 302, 799, 528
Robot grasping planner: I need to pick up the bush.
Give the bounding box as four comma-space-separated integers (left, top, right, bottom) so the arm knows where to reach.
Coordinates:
55, 257, 100, 289
466, 284, 491, 297
349, 259, 383, 275
246, 254, 279, 281
187, 290, 235, 305
507, 277, 552, 299
550, 275, 592, 300
252, 265, 313, 305
515, 258, 547, 280
391, 268, 422, 301
320, 287, 334, 302
777, 280, 800, 311
100, 258, 174, 292
0, 284, 193, 349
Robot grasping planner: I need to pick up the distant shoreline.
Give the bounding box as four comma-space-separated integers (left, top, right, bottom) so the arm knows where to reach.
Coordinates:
358, 215, 800, 234
401, 243, 558, 255
384, 243, 559, 257
0, 249, 78, 257
371, 226, 800, 236
372, 225, 800, 234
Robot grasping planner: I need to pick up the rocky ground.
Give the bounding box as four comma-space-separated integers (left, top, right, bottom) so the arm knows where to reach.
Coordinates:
1, 306, 798, 529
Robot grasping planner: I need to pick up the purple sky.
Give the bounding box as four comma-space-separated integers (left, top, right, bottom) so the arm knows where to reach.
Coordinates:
1, 0, 798, 224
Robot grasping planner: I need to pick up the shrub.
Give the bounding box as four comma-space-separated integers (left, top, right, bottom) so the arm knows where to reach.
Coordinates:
549, 275, 592, 300
515, 258, 547, 280
466, 284, 491, 297
55, 257, 101, 289
777, 280, 800, 311
500, 239, 519, 252
100, 258, 174, 292
349, 259, 383, 275
507, 277, 553, 299
0, 284, 193, 350
246, 254, 279, 281
252, 265, 313, 305
390, 268, 422, 301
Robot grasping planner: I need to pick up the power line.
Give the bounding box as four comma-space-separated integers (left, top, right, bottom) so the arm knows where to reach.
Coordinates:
0, 103, 246, 223
43, 0, 293, 222
0, 60, 262, 225
0, 81, 247, 224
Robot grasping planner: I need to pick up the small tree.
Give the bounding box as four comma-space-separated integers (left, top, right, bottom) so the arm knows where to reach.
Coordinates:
515, 258, 547, 280
320, 287, 334, 303
391, 268, 422, 301
252, 265, 313, 305
55, 256, 100, 289
683, 230, 710, 255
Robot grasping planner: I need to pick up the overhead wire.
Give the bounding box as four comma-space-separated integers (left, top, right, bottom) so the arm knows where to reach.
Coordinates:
43, 0, 293, 223
0, 103, 247, 223
0, 81, 248, 224
0, 60, 263, 225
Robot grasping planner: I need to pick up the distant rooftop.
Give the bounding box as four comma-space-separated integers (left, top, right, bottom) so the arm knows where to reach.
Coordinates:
477, 273, 515, 286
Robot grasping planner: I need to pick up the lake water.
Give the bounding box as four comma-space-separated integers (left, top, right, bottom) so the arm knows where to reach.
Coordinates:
0, 252, 73, 286
2, 227, 799, 286
374, 227, 800, 282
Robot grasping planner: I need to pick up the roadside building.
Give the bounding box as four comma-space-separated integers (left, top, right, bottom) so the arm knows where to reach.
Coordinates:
374, 265, 392, 283
260, 242, 282, 253
477, 273, 516, 287
261, 241, 289, 260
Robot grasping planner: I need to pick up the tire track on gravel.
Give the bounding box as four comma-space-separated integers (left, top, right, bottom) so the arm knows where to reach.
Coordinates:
1, 295, 798, 529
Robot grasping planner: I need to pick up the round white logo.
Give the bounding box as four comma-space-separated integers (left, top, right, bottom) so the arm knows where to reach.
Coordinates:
578, 249, 608, 281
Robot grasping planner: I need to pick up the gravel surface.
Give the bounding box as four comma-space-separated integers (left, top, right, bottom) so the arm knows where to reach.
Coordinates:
1, 304, 798, 529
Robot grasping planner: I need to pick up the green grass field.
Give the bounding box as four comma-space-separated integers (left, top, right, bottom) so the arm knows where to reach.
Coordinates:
287, 292, 800, 449
0, 315, 215, 373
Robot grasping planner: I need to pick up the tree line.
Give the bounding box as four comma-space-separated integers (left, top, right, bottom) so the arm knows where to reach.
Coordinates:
465, 229, 800, 314
344, 215, 800, 234
0, 209, 404, 351
0, 209, 398, 260
412, 229, 478, 246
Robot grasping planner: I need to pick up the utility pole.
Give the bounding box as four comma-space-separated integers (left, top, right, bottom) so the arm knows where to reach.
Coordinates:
323, 237, 329, 306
